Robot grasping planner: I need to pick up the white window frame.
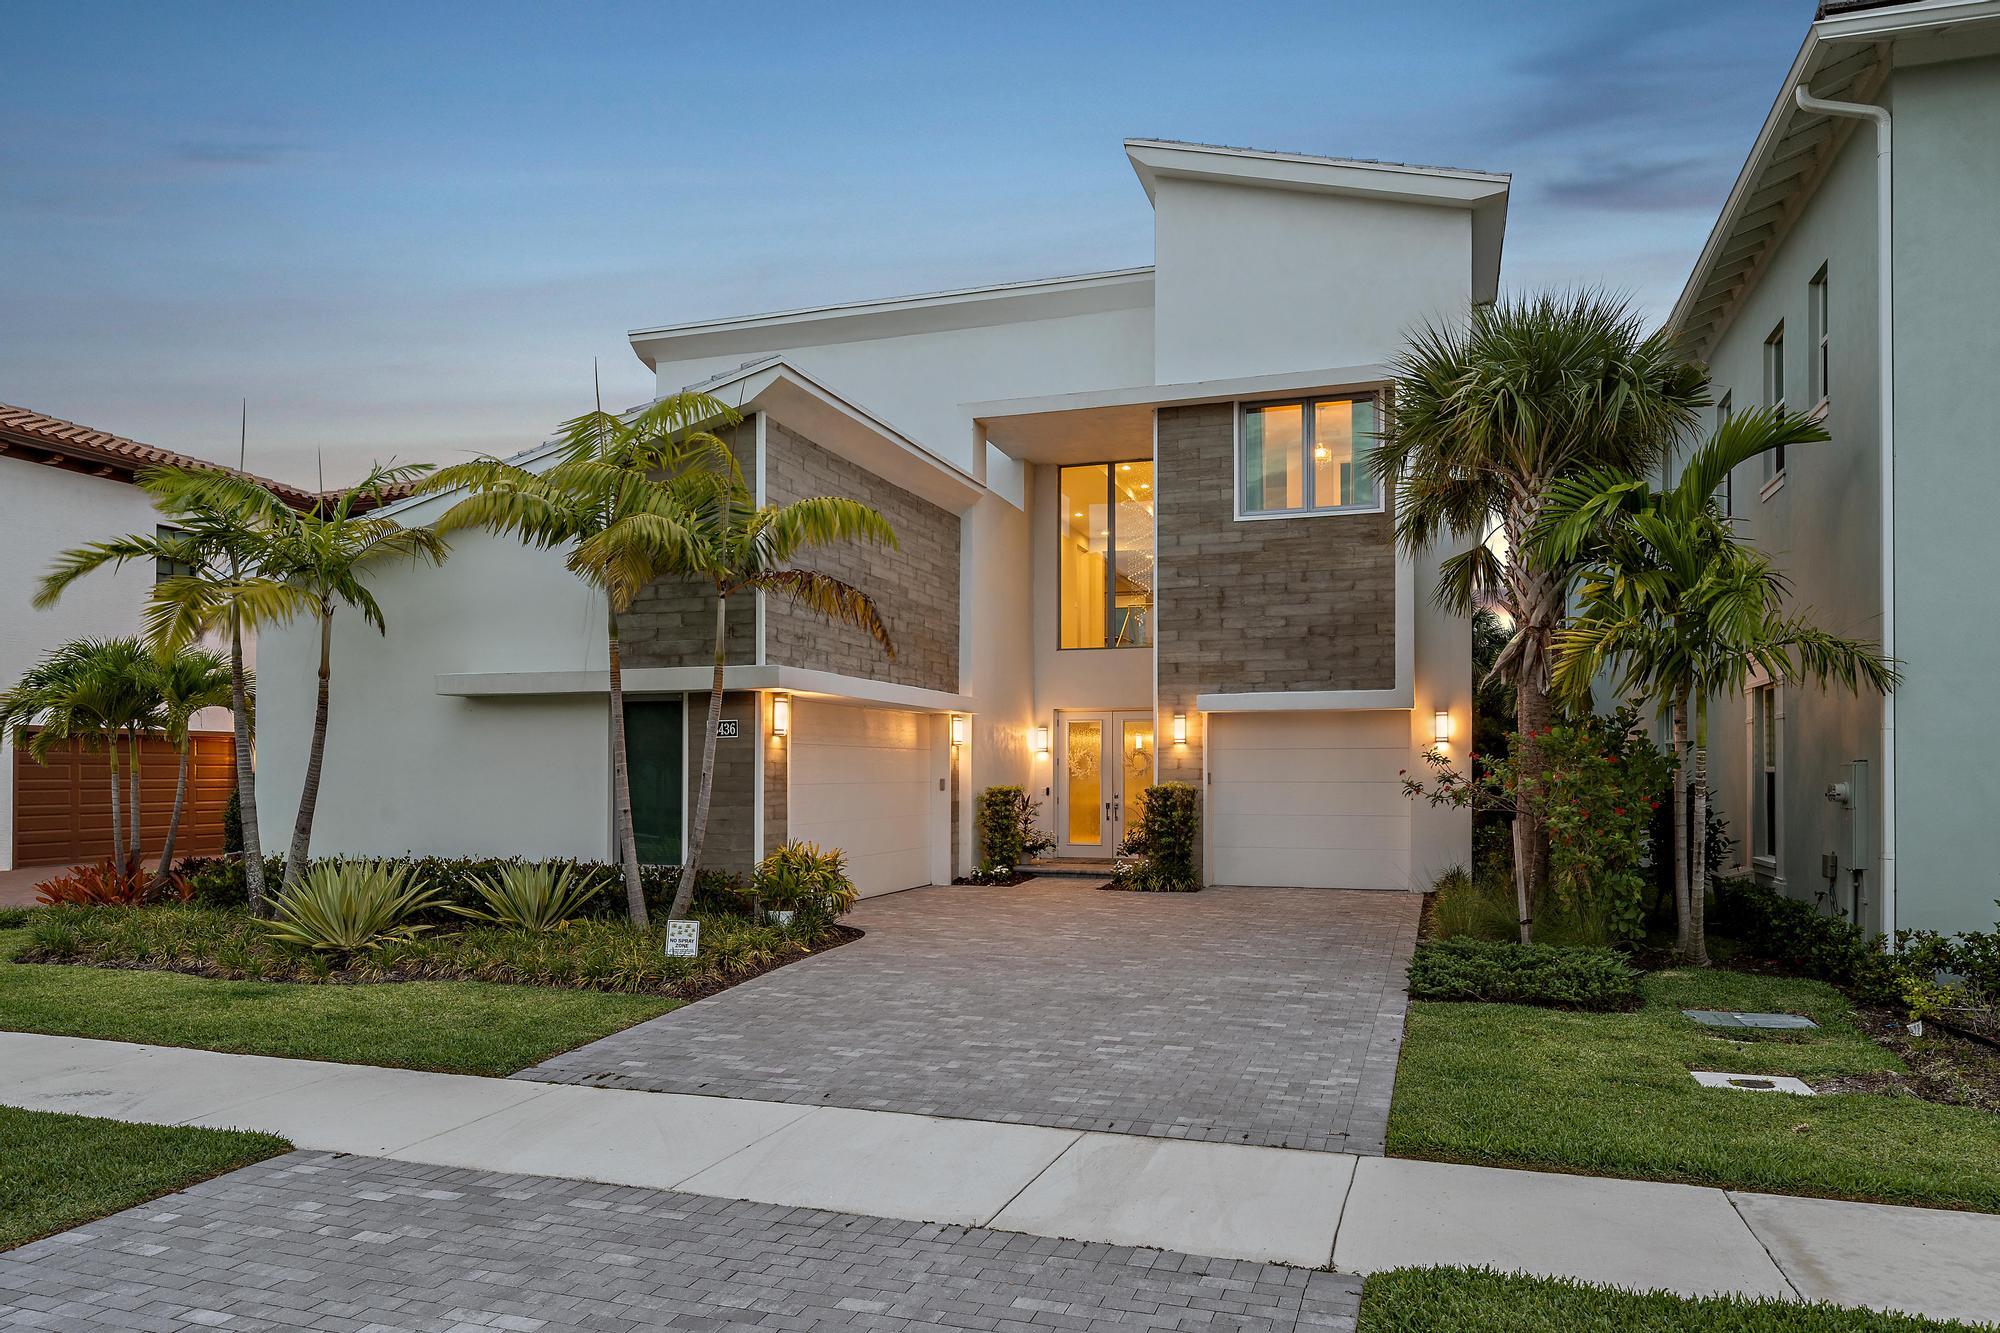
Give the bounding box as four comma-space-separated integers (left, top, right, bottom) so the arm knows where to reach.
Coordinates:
1808, 264, 1830, 409
1233, 394, 1387, 522
1761, 324, 1787, 498
1715, 393, 1734, 518
1745, 675, 1785, 884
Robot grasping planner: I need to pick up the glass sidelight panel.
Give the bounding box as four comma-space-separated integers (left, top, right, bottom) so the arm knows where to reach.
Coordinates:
1066, 719, 1103, 846
1120, 718, 1154, 833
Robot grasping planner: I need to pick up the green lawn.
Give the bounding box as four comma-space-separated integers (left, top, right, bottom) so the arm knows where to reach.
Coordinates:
1388, 967, 2000, 1212
0, 1105, 289, 1250
0, 928, 678, 1075
1359, 1268, 1990, 1332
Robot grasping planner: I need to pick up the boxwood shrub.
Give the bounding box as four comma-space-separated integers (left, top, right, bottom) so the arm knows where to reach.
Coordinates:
1406, 938, 1639, 1011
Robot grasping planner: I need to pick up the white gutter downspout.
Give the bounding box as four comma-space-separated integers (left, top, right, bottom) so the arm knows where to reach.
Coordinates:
1794, 83, 1895, 937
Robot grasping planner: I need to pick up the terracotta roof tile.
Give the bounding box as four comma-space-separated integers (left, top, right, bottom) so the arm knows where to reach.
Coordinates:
0, 402, 405, 511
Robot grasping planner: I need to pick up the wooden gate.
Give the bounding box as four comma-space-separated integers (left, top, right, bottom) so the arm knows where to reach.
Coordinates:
11, 731, 236, 868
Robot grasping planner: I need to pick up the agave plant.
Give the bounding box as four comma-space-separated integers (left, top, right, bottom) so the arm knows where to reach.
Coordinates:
451, 861, 602, 933
264, 860, 446, 954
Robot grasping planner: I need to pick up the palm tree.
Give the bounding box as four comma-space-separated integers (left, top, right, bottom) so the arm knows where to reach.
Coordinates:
1536, 406, 1898, 963
422, 392, 737, 925
666, 485, 897, 923
40, 469, 315, 911
1372, 290, 1707, 942
0, 638, 158, 875
251, 464, 446, 884
149, 647, 239, 886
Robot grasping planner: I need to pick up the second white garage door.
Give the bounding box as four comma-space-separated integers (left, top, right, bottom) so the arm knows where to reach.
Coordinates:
1208, 710, 1414, 890
787, 701, 938, 898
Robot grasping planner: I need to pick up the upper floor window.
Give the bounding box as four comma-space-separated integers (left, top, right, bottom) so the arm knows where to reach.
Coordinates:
1808, 265, 1829, 406
1059, 461, 1153, 649
1763, 324, 1786, 484
154, 525, 194, 584
1751, 680, 1783, 873
1715, 393, 1734, 517
1239, 396, 1379, 518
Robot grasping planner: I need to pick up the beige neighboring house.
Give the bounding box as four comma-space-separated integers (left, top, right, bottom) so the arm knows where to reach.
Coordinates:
0, 404, 297, 874
254, 139, 1486, 896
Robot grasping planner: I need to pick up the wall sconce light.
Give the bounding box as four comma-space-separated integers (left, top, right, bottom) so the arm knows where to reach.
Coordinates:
1032, 725, 1050, 757
771, 695, 789, 738
1171, 713, 1188, 746
1434, 709, 1452, 746
950, 715, 968, 748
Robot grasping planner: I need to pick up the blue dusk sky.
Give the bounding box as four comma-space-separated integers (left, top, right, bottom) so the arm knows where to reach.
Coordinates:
3, 1, 1812, 486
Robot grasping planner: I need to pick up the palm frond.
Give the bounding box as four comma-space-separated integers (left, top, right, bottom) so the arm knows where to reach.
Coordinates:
748, 570, 895, 658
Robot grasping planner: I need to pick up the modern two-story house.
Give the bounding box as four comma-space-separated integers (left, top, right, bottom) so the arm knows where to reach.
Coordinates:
257, 140, 1485, 896
1668, 0, 2000, 938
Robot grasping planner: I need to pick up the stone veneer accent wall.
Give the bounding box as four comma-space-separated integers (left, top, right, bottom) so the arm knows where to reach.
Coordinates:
624, 423, 756, 670
1153, 402, 1398, 783
686, 690, 759, 877
764, 422, 960, 694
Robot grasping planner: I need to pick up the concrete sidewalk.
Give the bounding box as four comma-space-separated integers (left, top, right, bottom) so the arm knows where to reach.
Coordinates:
5, 1032, 1999, 1324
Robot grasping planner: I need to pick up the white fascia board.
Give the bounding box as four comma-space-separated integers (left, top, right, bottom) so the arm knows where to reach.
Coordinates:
708, 359, 990, 513
627, 267, 1155, 367
969, 364, 1392, 465
967, 363, 1393, 422
1196, 688, 1414, 712
1668, 0, 2000, 350
437, 664, 975, 714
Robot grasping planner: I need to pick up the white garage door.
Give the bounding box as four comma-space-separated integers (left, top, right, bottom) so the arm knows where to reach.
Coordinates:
788, 702, 938, 898
1208, 710, 1414, 890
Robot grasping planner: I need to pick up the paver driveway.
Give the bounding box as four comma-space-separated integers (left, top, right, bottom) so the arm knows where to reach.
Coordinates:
0, 1153, 1364, 1332
527, 880, 1420, 1153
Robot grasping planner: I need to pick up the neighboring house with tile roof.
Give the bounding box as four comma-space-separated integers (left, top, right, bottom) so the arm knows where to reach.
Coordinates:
0, 403, 280, 871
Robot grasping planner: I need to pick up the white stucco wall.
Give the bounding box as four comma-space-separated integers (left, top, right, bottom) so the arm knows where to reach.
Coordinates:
1150, 177, 1474, 384
254, 518, 615, 862
648, 305, 1155, 487
0, 460, 238, 870
1697, 88, 1888, 929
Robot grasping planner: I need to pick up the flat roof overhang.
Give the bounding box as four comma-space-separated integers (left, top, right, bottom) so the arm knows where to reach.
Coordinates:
967, 363, 1392, 466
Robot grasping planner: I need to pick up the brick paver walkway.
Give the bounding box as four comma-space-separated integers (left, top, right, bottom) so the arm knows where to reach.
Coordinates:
527, 881, 1420, 1153
0, 1153, 1364, 1332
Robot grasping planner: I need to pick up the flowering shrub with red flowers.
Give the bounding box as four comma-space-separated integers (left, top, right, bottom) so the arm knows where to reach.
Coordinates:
1403, 704, 1672, 943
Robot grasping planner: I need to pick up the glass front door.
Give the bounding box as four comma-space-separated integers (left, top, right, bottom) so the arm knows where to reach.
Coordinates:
1057, 710, 1155, 859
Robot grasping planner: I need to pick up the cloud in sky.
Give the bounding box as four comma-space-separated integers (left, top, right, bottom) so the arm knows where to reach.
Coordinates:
1, 0, 1814, 486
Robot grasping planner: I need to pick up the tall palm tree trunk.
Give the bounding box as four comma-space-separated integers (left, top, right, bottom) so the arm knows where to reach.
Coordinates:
1670, 694, 1691, 961
606, 610, 647, 925
284, 609, 333, 885
105, 731, 127, 875
670, 589, 729, 923
230, 616, 268, 915
127, 726, 143, 876
1502, 500, 1560, 944
155, 741, 191, 891
1687, 698, 1713, 966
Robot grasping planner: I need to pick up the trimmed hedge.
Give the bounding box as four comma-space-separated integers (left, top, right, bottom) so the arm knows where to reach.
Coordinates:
1406, 938, 1639, 1011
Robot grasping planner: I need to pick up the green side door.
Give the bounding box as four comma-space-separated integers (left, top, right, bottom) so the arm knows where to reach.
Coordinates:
623, 698, 683, 866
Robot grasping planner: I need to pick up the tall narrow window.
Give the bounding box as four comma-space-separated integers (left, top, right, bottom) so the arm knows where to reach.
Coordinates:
1763, 324, 1787, 483
1716, 393, 1734, 517
1809, 265, 1829, 405
1240, 396, 1379, 516
1059, 461, 1153, 649
1752, 683, 1781, 869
